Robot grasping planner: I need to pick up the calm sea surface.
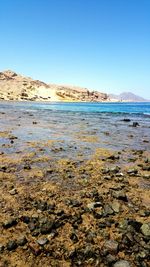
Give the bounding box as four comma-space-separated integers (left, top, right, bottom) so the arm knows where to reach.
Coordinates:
1, 101, 150, 115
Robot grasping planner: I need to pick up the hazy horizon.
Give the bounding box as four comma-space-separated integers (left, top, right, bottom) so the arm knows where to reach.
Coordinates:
0, 0, 150, 98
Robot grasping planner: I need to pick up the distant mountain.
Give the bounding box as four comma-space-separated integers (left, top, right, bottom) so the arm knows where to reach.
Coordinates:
0, 70, 108, 102
109, 92, 149, 102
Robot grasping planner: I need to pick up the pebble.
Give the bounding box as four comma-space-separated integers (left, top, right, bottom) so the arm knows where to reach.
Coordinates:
3, 218, 18, 228
103, 240, 118, 254
36, 238, 48, 246
9, 188, 17, 195
7, 240, 18, 251
141, 223, 150, 237
28, 242, 41, 255
113, 260, 131, 267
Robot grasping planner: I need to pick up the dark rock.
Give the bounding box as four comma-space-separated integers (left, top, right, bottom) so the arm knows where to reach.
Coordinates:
70, 232, 79, 243
142, 166, 150, 171
3, 218, 18, 228
7, 240, 18, 251
132, 122, 139, 127
107, 155, 120, 160
127, 169, 138, 175
21, 215, 30, 224
24, 163, 31, 170
40, 220, 54, 234
113, 260, 131, 267
123, 119, 131, 122
112, 191, 128, 202
128, 219, 142, 232
0, 244, 4, 253
17, 236, 28, 246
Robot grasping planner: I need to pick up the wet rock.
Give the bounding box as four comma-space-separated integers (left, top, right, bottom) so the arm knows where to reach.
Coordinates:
132, 122, 139, 127
141, 223, 150, 237
3, 218, 18, 228
123, 118, 131, 122
7, 240, 18, 251
28, 242, 41, 255
17, 236, 28, 246
113, 260, 131, 267
103, 240, 118, 254
36, 238, 48, 246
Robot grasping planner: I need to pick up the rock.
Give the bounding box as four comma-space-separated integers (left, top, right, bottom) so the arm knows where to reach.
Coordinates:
24, 163, 31, 170
111, 201, 120, 213
36, 238, 48, 246
123, 119, 131, 122
127, 169, 138, 175
70, 232, 79, 243
28, 242, 41, 255
142, 166, 150, 171
87, 202, 102, 210
113, 260, 131, 267
7, 240, 18, 251
17, 236, 27, 246
103, 240, 118, 254
0, 244, 4, 253
40, 220, 54, 234
128, 219, 142, 232
107, 155, 120, 160
3, 218, 18, 228
9, 188, 17, 195
103, 204, 114, 216
112, 191, 128, 202
141, 223, 150, 237
132, 122, 139, 127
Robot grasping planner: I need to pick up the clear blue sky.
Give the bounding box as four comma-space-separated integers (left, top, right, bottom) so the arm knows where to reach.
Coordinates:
0, 0, 150, 98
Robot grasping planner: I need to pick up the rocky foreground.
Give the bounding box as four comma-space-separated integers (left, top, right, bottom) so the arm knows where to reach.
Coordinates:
0, 70, 108, 102
0, 135, 150, 266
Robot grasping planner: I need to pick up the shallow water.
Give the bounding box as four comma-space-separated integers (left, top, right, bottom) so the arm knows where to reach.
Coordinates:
0, 101, 150, 159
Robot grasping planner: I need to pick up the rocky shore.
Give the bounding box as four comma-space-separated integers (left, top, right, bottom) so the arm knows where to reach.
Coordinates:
0, 104, 150, 266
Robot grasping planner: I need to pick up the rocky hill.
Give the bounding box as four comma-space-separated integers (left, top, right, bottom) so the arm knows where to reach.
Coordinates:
109, 92, 148, 102
0, 70, 108, 102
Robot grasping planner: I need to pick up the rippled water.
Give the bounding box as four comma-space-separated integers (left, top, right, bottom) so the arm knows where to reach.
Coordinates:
0, 101, 150, 157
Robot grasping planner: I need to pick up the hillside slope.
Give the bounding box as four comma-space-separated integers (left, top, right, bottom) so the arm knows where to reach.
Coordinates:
0, 70, 108, 102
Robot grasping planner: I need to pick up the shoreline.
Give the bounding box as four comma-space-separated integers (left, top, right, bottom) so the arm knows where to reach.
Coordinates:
0, 102, 150, 266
